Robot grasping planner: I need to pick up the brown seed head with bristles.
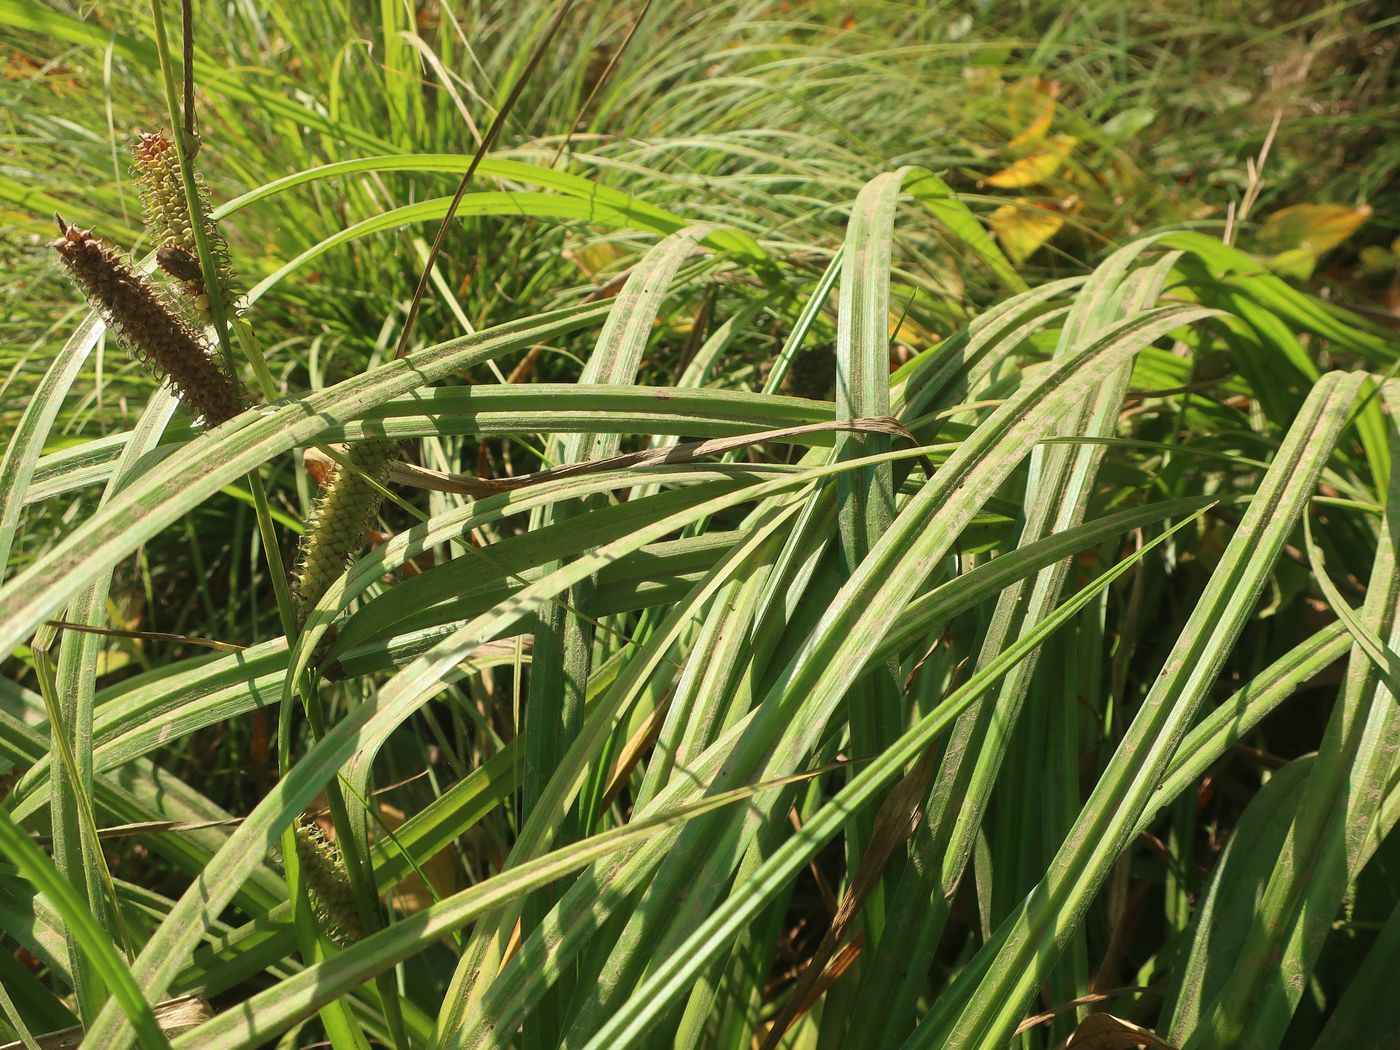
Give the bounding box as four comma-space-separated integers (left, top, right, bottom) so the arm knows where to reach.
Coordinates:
51, 221, 242, 426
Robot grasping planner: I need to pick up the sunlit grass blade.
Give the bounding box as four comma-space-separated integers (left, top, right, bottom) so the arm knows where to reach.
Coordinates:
911, 369, 1368, 1048
1175, 379, 1400, 1049
0, 314, 102, 585
39, 390, 178, 1022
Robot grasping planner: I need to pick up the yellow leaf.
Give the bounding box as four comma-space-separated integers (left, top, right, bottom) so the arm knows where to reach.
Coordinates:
984, 135, 1078, 189
1257, 203, 1371, 257
564, 240, 626, 278
989, 199, 1065, 263
1006, 77, 1060, 145
1008, 93, 1056, 148
889, 312, 935, 346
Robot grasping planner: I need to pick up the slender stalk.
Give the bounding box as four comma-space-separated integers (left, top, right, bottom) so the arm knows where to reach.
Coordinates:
147, 0, 234, 374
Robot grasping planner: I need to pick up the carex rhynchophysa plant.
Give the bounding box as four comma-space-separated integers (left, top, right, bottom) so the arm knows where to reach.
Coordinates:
4, 3, 1400, 1050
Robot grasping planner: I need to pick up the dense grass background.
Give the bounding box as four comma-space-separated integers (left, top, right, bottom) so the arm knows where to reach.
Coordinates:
1, 1, 1398, 1047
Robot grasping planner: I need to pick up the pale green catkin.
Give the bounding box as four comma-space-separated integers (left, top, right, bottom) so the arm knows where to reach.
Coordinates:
50, 222, 242, 426
132, 131, 240, 325
292, 820, 361, 947
290, 439, 397, 622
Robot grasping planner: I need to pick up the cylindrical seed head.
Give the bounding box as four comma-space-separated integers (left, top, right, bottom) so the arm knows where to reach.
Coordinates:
290, 439, 398, 621
293, 819, 362, 947
51, 221, 242, 426
132, 131, 241, 325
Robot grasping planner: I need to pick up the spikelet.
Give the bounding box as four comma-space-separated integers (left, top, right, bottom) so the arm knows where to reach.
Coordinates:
292, 819, 361, 947
50, 221, 242, 425
132, 131, 240, 325
290, 439, 397, 622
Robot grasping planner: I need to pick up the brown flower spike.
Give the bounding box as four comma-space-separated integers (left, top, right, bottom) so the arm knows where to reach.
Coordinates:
51, 219, 241, 425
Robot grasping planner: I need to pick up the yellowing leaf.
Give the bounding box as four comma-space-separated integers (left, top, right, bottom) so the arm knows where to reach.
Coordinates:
1008, 93, 1057, 148
989, 199, 1065, 263
563, 240, 626, 278
889, 312, 935, 347
1257, 203, 1371, 257
1006, 76, 1060, 141
984, 135, 1078, 189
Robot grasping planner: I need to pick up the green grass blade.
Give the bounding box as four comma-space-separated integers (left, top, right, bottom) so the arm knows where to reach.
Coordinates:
911, 369, 1368, 1048
0, 809, 170, 1049
1176, 379, 1400, 1050
0, 314, 102, 586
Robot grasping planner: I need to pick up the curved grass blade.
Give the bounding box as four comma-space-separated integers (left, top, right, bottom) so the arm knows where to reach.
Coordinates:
40, 389, 179, 1022
213, 155, 764, 263
0, 314, 102, 585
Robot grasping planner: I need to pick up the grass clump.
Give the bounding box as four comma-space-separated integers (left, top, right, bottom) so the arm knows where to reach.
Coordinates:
0, 3, 1397, 1050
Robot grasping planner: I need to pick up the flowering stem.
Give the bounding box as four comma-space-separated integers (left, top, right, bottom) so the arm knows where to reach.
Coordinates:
148, 0, 235, 377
